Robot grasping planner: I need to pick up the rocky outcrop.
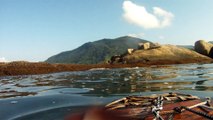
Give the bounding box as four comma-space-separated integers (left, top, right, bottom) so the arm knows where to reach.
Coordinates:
127, 48, 134, 54
124, 45, 212, 64
46, 36, 150, 64
138, 42, 161, 50
109, 55, 125, 64
194, 40, 213, 58
138, 42, 151, 50
109, 49, 135, 64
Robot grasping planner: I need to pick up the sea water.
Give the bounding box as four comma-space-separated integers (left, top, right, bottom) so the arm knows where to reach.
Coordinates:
0, 63, 213, 120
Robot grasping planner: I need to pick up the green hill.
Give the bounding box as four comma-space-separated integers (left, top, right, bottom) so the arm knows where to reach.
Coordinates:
46, 36, 151, 64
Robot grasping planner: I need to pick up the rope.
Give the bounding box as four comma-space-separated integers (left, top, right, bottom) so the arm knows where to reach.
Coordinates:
174, 106, 213, 120
167, 113, 174, 120
199, 105, 213, 111
152, 96, 164, 120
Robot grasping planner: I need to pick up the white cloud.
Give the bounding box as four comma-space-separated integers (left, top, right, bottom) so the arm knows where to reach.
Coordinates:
153, 7, 174, 27
123, 1, 174, 29
128, 32, 145, 38
0, 57, 7, 62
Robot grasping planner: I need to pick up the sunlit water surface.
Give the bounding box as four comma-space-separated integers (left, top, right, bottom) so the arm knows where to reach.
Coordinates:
0, 63, 213, 120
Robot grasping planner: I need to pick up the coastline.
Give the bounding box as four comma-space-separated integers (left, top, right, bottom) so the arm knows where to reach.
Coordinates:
0, 58, 212, 77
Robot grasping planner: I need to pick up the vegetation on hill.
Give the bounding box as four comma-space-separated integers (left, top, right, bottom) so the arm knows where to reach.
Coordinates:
46, 36, 151, 64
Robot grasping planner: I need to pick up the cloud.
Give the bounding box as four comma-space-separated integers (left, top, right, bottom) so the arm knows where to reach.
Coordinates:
153, 7, 174, 27
128, 32, 145, 38
0, 57, 7, 62
123, 1, 174, 29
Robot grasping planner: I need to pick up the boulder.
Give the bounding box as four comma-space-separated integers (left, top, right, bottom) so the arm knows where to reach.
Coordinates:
110, 55, 124, 64
194, 40, 213, 58
138, 42, 150, 50
124, 45, 212, 63
127, 48, 134, 54
151, 43, 161, 49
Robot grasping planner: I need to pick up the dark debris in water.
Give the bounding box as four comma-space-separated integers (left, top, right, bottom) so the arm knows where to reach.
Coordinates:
0, 90, 37, 98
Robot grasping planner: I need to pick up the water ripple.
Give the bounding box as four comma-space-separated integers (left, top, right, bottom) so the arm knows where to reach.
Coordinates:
0, 63, 213, 99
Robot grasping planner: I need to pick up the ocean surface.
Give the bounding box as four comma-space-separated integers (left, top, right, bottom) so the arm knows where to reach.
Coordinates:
0, 63, 213, 120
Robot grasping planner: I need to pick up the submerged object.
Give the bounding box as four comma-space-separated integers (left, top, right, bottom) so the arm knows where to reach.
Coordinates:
105, 92, 213, 120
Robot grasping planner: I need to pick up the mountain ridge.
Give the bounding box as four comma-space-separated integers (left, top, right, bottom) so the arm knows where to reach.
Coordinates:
46, 36, 151, 64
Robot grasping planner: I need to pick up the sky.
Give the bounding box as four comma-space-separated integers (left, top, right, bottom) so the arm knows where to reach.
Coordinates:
0, 0, 213, 62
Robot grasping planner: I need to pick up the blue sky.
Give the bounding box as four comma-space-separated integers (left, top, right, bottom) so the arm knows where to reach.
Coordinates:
0, 0, 213, 62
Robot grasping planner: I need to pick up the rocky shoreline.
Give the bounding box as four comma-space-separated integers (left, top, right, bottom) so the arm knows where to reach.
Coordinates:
1, 40, 213, 77
0, 58, 212, 77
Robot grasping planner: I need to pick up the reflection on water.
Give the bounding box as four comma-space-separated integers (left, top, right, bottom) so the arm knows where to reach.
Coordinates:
1, 63, 213, 99
1, 63, 213, 120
